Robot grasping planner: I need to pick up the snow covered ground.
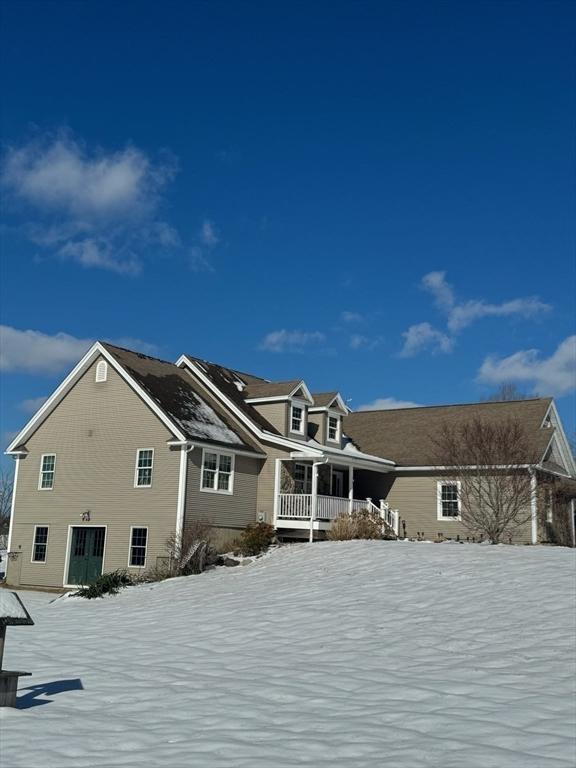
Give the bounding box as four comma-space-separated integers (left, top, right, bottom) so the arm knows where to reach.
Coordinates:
1, 541, 575, 768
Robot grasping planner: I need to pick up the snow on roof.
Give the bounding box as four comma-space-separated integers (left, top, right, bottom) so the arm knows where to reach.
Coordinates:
102, 344, 263, 452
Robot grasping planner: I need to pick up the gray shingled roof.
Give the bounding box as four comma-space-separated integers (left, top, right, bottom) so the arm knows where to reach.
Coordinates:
344, 399, 553, 467
244, 380, 302, 399
103, 344, 263, 453
311, 392, 339, 408
182, 355, 282, 434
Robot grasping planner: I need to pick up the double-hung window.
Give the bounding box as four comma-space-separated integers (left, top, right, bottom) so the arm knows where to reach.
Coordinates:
129, 527, 148, 567
327, 415, 340, 442
32, 526, 49, 562
294, 463, 313, 494
437, 482, 461, 520
135, 449, 154, 487
38, 454, 56, 490
201, 450, 234, 493
291, 404, 304, 433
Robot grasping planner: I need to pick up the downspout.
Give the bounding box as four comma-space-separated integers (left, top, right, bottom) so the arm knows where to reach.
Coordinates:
175, 441, 195, 540
6, 455, 20, 554
529, 468, 538, 545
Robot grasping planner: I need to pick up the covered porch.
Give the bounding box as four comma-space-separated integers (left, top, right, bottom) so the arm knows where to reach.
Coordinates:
272, 453, 399, 540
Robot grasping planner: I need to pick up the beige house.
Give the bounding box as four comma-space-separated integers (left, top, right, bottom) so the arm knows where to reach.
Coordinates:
5, 342, 575, 589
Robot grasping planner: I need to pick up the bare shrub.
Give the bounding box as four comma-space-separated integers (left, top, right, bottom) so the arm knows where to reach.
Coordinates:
327, 508, 382, 541
165, 519, 216, 575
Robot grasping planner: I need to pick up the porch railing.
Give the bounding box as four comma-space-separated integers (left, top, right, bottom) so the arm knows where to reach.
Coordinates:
277, 493, 399, 535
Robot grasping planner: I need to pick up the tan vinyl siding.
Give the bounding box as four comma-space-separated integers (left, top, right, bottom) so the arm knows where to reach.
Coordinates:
256, 445, 292, 523
8, 357, 180, 588
251, 402, 288, 435
184, 449, 260, 531
308, 412, 325, 443
383, 473, 532, 544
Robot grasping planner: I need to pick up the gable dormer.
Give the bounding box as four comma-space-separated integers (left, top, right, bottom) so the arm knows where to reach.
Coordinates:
244, 380, 313, 440
308, 393, 349, 448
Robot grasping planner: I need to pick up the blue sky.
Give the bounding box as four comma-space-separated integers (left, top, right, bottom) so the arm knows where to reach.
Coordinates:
1, 0, 575, 459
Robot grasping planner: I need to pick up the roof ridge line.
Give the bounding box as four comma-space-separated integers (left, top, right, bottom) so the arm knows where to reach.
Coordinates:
352, 397, 551, 414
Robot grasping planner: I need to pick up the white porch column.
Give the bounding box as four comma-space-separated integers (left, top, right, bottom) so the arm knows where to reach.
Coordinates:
569, 498, 576, 549
273, 458, 282, 527
310, 462, 319, 543
530, 470, 538, 545
348, 465, 354, 513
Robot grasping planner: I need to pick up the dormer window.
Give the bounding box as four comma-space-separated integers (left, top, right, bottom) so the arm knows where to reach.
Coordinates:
327, 415, 340, 442
291, 404, 304, 434
95, 360, 108, 383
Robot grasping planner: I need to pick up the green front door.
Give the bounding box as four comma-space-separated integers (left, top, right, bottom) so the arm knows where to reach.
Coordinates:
68, 527, 105, 585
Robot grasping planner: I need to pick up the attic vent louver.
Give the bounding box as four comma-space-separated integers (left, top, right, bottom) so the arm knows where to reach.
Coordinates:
95, 360, 108, 383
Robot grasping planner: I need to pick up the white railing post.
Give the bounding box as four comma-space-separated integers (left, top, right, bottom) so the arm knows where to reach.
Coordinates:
310, 464, 319, 543
348, 466, 354, 514
530, 469, 538, 545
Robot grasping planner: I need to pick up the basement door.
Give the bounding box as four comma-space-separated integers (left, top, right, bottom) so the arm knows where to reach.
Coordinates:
68, 527, 106, 585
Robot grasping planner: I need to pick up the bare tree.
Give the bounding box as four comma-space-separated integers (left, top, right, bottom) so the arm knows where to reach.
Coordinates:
0, 468, 13, 536
430, 417, 541, 543
482, 383, 531, 402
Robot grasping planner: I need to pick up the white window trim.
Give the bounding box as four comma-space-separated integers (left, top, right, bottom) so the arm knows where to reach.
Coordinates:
437, 480, 462, 521
128, 526, 149, 569
38, 453, 56, 491
200, 448, 235, 495
326, 412, 341, 443
134, 448, 154, 488
289, 401, 307, 435
95, 360, 108, 383
31, 525, 49, 564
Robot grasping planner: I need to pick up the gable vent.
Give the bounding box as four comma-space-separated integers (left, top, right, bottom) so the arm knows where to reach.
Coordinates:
95, 360, 108, 383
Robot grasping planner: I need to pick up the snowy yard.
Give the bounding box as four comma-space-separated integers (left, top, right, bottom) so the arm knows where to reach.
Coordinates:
1, 541, 575, 768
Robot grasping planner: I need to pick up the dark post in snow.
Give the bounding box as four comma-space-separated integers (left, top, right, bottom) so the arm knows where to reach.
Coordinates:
0, 591, 34, 707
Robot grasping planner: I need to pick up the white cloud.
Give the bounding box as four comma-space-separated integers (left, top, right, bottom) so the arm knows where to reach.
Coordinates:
421, 271, 550, 333
0, 325, 157, 375
342, 311, 363, 323
189, 218, 220, 271
357, 397, 422, 411
478, 336, 576, 397
19, 396, 48, 413
349, 334, 382, 351
259, 330, 326, 353
189, 246, 215, 273
422, 270, 455, 312
401, 271, 551, 356
1, 131, 178, 274
200, 219, 219, 246
448, 297, 550, 333
400, 322, 453, 357
0, 326, 93, 374
58, 239, 141, 275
